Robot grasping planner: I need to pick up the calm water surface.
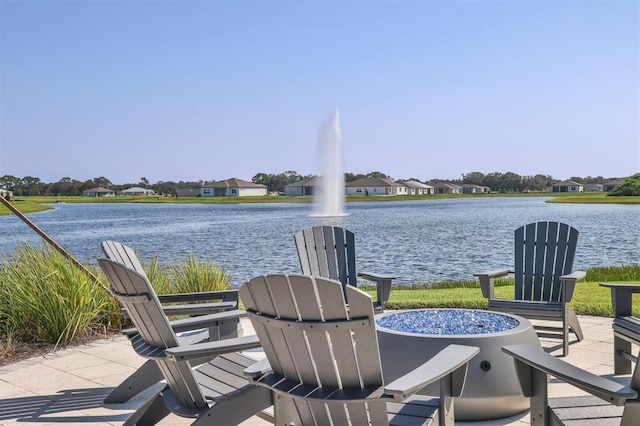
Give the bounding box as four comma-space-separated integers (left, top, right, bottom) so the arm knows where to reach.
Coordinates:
0, 197, 637, 286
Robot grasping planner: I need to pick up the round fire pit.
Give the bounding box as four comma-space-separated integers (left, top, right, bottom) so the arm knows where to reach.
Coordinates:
376, 309, 539, 421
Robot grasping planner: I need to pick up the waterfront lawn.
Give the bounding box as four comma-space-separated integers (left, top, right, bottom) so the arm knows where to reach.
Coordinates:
0, 199, 52, 215
378, 279, 640, 317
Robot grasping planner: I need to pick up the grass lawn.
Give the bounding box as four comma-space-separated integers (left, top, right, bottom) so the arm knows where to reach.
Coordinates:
0, 198, 53, 215
372, 280, 640, 317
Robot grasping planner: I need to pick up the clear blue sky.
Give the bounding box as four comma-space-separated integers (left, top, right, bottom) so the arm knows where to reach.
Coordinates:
1, 0, 638, 184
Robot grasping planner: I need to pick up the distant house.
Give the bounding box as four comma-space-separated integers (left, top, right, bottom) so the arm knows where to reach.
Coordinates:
398, 180, 434, 195
583, 183, 604, 192
461, 184, 490, 194
431, 182, 462, 194
119, 187, 155, 196
82, 187, 115, 197
603, 179, 626, 192
175, 188, 201, 197
345, 178, 407, 196
552, 180, 583, 193
284, 176, 320, 196
0, 189, 13, 199
201, 178, 267, 197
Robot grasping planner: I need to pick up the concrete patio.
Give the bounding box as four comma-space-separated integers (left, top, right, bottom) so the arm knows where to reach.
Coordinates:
0, 315, 633, 426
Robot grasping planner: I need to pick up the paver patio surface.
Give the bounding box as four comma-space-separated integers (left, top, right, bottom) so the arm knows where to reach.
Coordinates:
0, 315, 633, 425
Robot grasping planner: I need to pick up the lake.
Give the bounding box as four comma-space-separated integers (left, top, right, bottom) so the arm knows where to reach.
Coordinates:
0, 197, 638, 286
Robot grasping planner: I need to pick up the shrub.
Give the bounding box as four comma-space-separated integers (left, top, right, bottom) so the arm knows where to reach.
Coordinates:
609, 173, 640, 196
0, 243, 121, 348
167, 253, 232, 293
0, 243, 233, 348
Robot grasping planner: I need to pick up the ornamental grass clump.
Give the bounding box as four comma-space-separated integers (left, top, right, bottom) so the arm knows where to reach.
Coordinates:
0, 243, 121, 348
167, 253, 232, 293
143, 254, 174, 294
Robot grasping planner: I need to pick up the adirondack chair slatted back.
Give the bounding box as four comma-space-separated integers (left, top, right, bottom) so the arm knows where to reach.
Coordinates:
514, 221, 579, 303
98, 258, 208, 408
240, 274, 388, 425
101, 240, 146, 273
294, 226, 357, 288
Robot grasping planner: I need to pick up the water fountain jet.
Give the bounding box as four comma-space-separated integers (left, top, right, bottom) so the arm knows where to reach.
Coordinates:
311, 110, 347, 217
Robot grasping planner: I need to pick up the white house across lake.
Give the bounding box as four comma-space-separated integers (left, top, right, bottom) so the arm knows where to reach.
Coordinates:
200, 178, 268, 197
345, 177, 408, 196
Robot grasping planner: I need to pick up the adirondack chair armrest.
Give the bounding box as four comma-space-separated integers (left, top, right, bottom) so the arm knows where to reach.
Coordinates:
159, 301, 238, 317
559, 270, 586, 301
120, 300, 238, 319
243, 357, 272, 380
357, 272, 396, 303
502, 344, 637, 406
165, 335, 261, 362
122, 309, 245, 336
600, 283, 640, 317
600, 283, 640, 292
167, 309, 245, 334
384, 344, 479, 401
157, 289, 239, 304
474, 269, 512, 299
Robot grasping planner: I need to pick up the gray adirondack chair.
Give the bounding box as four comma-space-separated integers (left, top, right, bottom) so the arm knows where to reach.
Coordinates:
599, 283, 640, 375
98, 257, 272, 425
295, 226, 395, 313
102, 240, 239, 318
503, 344, 639, 425
240, 274, 479, 425
475, 221, 585, 356
101, 241, 243, 404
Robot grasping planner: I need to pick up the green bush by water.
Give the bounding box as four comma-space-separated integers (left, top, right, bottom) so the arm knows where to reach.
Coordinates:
0, 243, 233, 349
0, 243, 121, 348
168, 254, 232, 293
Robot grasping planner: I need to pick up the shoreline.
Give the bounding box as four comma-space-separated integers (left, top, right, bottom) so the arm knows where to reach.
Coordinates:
2, 192, 639, 216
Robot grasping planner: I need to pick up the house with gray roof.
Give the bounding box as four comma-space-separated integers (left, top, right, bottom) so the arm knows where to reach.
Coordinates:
284, 176, 320, 196
584, 183, 604, 192
461, 184, 490, 194
82, 187, 116, 197
119, 187, 155, 196
345, 178, 407, 196
398, 180, 434, 195
552, 180, 583, 193
201, 178, 267, 197
431, 182, 462, 194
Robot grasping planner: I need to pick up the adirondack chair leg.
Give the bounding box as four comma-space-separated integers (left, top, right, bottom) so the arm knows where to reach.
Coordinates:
376, 278, 393, 304
438, 377, 455, 426
104, 359, 163, 403
528, 367, 550, 425
622, 400, 640, 426
615, 336, 633, 374
561, 309, 571, 357
124, 389, 171, 426
273, 394, 300, 425
566, 307, 583, 341
191, 386, 273, 426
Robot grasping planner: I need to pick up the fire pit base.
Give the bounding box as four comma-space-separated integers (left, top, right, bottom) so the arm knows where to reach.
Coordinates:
376, 309, 540, 421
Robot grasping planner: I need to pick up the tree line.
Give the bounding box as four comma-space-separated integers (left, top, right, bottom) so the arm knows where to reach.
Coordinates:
1, 171, 633, 197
